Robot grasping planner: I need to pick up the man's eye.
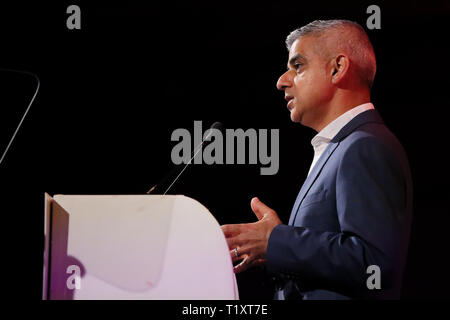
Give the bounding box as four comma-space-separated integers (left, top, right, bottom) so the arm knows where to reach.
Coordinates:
294, 63, 302, 71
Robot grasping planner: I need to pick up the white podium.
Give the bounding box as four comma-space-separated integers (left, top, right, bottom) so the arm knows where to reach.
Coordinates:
42, 194, 239, 300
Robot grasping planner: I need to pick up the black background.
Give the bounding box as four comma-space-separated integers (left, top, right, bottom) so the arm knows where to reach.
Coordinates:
0, 0, 449, 300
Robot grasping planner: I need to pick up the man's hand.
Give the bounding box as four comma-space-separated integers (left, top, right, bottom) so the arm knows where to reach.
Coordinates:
221, 197, 282, 273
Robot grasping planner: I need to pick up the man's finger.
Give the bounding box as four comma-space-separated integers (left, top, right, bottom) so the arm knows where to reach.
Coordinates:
250, 197, 272, 220
225, 236, 241, 249
221, 224, 242, 237
233, 256, 267, 273
230, 249, 248, 263
229, 245, 250, 262
233, 256, 250, 273
254, 258, 266, 266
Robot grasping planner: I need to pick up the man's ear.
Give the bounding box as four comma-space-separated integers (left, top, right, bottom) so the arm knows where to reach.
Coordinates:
331, 54, 349, 84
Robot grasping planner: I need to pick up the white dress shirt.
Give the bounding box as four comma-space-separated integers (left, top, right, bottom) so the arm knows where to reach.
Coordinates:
308, 103, 375, 175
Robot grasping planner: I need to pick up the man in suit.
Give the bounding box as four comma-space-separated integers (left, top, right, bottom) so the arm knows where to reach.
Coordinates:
221, 20, 412, 299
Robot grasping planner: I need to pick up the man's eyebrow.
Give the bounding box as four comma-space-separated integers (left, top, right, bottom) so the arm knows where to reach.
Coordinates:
287, 53, 306, 69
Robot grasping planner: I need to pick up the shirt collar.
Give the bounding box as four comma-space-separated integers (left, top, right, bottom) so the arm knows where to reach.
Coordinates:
311, 103, 374, 147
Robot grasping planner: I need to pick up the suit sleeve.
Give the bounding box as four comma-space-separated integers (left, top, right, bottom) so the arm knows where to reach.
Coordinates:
266, 137, 409, 293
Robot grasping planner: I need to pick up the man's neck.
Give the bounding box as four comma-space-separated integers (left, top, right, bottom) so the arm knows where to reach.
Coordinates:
313, 90, 371, 132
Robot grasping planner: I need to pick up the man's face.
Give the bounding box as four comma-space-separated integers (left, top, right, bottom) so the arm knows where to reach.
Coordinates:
277, 36, 334, 127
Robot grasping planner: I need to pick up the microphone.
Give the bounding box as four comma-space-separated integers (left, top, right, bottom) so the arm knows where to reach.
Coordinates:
146, 121, 223, 195
0, 68, 40, 166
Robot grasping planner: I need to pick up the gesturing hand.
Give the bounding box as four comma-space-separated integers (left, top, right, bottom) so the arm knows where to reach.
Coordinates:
221, 197, 282, 273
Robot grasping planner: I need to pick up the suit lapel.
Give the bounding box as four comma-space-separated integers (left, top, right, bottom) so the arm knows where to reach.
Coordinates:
289, 141, 340, 225
288, 109, 384, 226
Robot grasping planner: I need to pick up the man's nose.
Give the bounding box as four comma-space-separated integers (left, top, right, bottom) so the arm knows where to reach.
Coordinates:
276, 71, 292, 91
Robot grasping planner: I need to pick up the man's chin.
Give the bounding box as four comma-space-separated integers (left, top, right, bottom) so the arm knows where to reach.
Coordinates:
290, 110, 301, 123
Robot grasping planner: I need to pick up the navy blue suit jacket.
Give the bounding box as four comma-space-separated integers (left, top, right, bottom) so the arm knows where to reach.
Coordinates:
266, 109, 412, 299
